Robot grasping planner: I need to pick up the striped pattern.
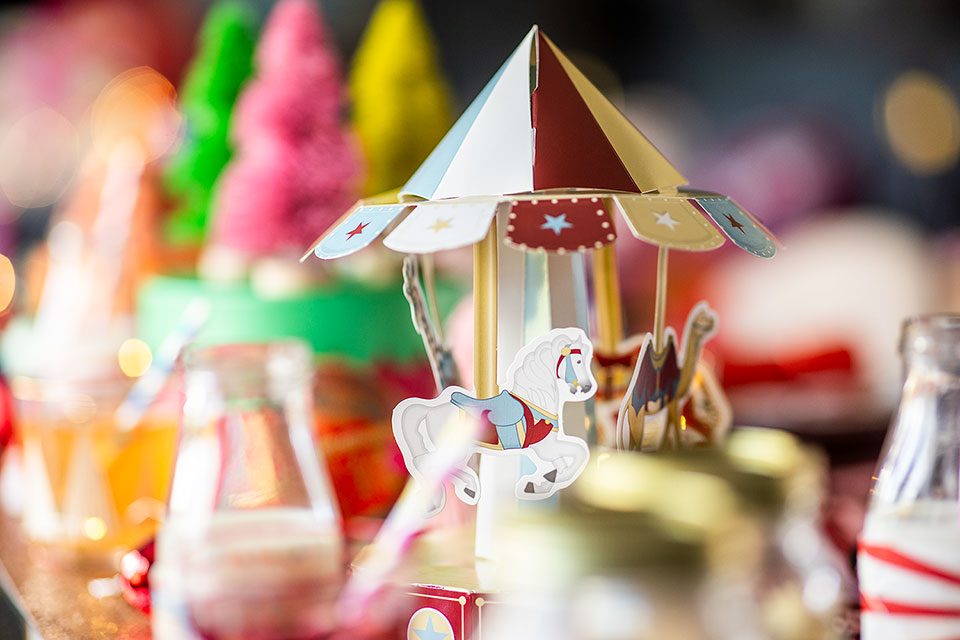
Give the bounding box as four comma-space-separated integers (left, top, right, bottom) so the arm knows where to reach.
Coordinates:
400, 26, 684, 201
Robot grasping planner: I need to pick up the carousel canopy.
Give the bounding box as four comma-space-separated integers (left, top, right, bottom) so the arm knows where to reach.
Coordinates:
401, 26, 685, 201
305, 26, 778, 262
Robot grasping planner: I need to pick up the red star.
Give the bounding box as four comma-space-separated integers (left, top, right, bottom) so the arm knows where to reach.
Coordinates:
346, 221, 369, 239
724, 213, 745, 233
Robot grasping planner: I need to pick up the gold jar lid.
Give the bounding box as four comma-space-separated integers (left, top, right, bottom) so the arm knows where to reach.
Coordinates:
724, 427, 826, 515
495, 451, 765, 589
495, 506, 703, 590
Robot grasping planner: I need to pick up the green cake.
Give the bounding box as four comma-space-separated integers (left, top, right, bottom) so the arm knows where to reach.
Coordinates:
137, 275, 462, 363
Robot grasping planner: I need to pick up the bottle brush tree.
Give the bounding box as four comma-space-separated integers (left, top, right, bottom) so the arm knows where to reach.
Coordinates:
164, 0, 257, 247
209, 0, 362, 259
350, 0, 454, 196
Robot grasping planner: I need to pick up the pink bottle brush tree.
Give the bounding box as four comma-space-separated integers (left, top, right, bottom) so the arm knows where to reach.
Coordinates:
209, 0, 362, 265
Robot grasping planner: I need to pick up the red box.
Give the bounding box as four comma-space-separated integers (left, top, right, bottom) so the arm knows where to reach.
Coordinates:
399, 570, 513, 640
364, 528, 519, 639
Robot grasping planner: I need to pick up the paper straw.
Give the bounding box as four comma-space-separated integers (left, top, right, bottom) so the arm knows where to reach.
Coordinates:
337, 410, 481, 626
88, 142, 146, 330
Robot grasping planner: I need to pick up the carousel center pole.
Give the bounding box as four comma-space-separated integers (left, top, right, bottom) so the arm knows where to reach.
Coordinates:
473, 219, 502, 561
473, 221, 499, 399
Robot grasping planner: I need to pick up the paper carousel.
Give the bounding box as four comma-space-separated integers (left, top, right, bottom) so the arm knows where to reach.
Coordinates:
305, 26, 777, 536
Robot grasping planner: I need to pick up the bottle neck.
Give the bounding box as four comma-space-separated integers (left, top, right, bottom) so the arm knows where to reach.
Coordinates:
183, 341, 313, 404
869, 315, 960, 510
898, 314, 960, 412
900, 314, 960, 377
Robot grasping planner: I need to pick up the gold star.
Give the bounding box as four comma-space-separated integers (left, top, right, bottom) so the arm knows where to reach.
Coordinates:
428, 218, 452, 232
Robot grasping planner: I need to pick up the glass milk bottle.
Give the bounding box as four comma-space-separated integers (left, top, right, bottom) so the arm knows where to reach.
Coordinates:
859, 314, 960, 639
151, 341, 343, 640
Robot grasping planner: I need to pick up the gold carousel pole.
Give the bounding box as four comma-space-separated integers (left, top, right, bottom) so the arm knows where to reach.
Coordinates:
592, 244, 623, 354
474, 220, 499, 399
473, 217, 500, 561
593, 243, 624, 447
653, 245, 668, 351
653, 244, 674, 447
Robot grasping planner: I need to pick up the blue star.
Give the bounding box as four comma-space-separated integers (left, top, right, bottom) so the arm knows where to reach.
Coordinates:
541, 213, 574, 236
413, 616, 448, 640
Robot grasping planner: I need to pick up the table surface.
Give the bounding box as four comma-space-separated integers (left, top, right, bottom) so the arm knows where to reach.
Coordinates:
0, 432, 878, 640
0, 512, 151, 640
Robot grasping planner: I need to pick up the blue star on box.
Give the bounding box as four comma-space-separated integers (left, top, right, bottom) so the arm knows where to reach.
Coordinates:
413, 615, 448, 640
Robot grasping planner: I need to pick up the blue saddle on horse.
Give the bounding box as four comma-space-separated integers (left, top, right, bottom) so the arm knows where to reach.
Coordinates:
450, 390, 557, 450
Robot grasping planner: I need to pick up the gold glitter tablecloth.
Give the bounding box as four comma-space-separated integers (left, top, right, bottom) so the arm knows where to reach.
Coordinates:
0, 511, 151, 640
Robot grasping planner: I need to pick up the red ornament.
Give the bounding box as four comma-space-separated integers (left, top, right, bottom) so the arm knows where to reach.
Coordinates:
0, 372, 13, 455
119, 539, 155, 614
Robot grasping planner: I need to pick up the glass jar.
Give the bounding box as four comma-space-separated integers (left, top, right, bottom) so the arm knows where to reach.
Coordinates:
151, 341, 343, 640
486, 452, 768, 640
12, 374, 178, 563
723, 428, 844, 640
489, 512, 712, 640
859, 314, 960, 639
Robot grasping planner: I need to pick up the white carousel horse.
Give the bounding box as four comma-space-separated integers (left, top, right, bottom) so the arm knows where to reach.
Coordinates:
392, 328, 597, 517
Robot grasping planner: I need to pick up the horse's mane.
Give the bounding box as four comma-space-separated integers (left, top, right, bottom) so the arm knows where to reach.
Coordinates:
508, 332, 578, 411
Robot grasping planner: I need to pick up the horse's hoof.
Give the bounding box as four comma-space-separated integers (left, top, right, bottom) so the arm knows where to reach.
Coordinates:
464, 487, 476, 499
543, 469, 557, 483
525, 482, 536, 494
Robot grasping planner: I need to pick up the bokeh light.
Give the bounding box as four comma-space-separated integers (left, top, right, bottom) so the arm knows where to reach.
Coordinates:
90, 67, 181, 162
118, 338, 152, 377
0, 253, 14, 313
0, 107, 79, 208
83, 516, 107, 541
882, 70, 960, 175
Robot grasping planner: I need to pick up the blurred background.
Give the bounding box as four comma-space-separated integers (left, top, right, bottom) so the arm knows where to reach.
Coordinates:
0, 2, 956, 394
0, 0, 956, 564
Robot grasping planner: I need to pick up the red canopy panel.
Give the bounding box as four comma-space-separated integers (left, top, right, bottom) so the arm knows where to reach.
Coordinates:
505, 196, 617, 252
531, 32, 640, 194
